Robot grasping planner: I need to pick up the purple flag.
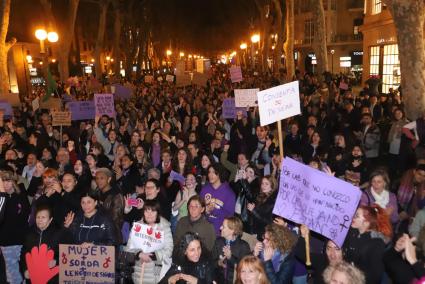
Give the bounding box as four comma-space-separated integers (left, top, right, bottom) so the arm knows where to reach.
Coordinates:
222, 98, 247, 119
66, 101, 95, 120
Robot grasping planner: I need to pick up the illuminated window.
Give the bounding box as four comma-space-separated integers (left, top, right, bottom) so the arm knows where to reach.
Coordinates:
372, 0, 382, 14
382, 44, 400, 93
369, 46, 380, 76
304, 19, 314, 44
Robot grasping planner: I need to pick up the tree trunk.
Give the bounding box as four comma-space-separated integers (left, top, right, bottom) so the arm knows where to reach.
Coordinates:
112, 1, 122, 77
40, 0, 80, 82
383, 0, 425, 120
95, 2, 108, 80
284, 0, 295, 80
0, 0, 15, 95
272, 0, 283, 72
312, 0, 328, 77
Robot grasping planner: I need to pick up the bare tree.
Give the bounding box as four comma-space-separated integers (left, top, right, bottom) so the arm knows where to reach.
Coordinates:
382, 0, 425, 119
284, 0, 294, 80
94, 0, 109, 80
254, 0, 272, 72
272, 0, 283, 72
312, 0, 328, 77
0, 0, 16, 95
112, 0, 121, 76
39, 0, 80, 82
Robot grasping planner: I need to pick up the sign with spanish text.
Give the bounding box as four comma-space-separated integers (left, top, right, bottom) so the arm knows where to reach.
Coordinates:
94, 94, 115, 118
127, 222, 165, 253
234, 88, 259, 107
144, 75, 154, 84
166, 75, 175, 82
66, 101, 95, 120
257, 81, 301, 126
229, 66, 243, 83
273, 157, 362, 247
32, 98, 39, 111
59, 244, 115, 284
113, 84, 132, 100
52, 111, 72, 126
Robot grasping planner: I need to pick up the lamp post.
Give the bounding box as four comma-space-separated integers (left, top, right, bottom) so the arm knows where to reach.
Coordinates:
35, 29, 58, 78
330, 49, 335, 74
240, 43, 247, 67
251, 34, 260, 69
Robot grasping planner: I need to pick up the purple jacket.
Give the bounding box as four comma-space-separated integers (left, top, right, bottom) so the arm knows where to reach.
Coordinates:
200, 182, 236, 235
360, 188, 399, 224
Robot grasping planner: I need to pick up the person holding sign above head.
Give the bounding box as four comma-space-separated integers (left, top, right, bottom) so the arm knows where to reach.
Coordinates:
63, 190, 117, 246
159, 232, 214, 284
294, 225, 344, 284
125, 200, 173, 284
253, 223, 297, 284
343, 205, 392, 284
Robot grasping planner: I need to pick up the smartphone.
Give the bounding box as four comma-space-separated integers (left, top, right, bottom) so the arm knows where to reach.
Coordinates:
128, 198, 139, 207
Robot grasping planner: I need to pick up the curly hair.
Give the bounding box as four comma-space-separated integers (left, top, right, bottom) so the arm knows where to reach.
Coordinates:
323, 261, 365, 284
360, 205, 392, 239
265, 223, 297, 254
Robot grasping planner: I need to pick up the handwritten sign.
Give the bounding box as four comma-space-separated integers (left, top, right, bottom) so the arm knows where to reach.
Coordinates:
66, 101, 95, 120
230, 66, 243, 83
166, 74, 175, 82
59, 244, 115, 284
234, 88, 259, 107
127, 222, 165, 253
94, 94, 115, 118
273, 157, 362, 247
52, 111, 72, 126
0, 102, 13, 117
222, 98, 247, 119
32, 98, 40, 111
257, 81, 301, 126
144, 75, 154, 84
339, 82, 349, 90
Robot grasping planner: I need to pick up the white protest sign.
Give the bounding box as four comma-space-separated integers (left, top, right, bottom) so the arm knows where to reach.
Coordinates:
32, 98, 39, 111
229, 66, 243, 83
145, 75, 154, 84
257, 81, 301, 126
234, 88, 259, 107
127, 222, 165, 253
166, 74, 175, 82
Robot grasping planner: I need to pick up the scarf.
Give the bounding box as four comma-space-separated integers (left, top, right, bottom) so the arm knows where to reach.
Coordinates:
371, 188, 390, 209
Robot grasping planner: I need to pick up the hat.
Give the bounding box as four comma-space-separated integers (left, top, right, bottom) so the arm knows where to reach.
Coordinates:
95, 167, 113, 178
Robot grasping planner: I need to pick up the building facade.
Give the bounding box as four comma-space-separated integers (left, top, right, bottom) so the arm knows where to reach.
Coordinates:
294, 0, 364, 76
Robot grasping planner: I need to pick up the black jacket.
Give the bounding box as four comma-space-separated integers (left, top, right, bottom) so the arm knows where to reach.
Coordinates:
159, 256, 214, 284
250, 191, 278, 237
384, 247, 425, 284
294, 237, 328, 284
0, 191, 30, 246
212, 237, 251, 284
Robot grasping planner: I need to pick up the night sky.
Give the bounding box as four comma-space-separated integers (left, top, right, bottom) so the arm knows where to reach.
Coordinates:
8, 0, 258, 55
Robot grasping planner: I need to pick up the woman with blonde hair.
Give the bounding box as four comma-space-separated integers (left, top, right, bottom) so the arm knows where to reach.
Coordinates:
235, 255, 270, 284
323, 261, 365, 284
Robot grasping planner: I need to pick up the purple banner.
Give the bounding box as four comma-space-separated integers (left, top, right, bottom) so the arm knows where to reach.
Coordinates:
273, 157, 362, 247
66, 101, 95, 120
94, 94, 115, 118
222, 98, 247, 119
113, 84, 132, 100
0, 101, 13, 117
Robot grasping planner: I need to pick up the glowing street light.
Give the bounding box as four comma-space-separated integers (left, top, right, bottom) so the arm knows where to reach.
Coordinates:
35, 29, 58, 54
47, 32, 58, 43
240, 43, 247, 50
26, 55, 33, 63
251, 34, 260, 43
35, 29, 47, 41
179, 52, 185, 57
166, 50, 172, 56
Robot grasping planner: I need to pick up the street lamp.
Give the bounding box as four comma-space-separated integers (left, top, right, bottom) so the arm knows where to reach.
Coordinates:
330, 49, 335, 74
35, 28, 58, 80
166, 50, 172, 56
251, 34, 260, 68
179, 52, 185, 57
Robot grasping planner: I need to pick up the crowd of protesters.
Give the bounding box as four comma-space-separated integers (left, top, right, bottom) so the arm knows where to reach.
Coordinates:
0, 63, 425, 284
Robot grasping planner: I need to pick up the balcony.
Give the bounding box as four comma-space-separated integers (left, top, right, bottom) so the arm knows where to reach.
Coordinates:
330, 33, 363, 43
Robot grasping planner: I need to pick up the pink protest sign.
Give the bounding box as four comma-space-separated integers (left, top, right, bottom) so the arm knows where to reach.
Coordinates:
94, 94, 115, 118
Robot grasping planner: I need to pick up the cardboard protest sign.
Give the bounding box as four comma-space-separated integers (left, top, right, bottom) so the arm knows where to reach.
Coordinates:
52, 111, 72, 126
234, 88, 259, 107
113, 84, 132, 100
222, 98, 247, 119
176, 74, 192, 87
66, 101, 95, 120
40, 98, 61, 110
59, 244, 115, 284
339, 82, 349, 90
32, 98, 40, 111
144, 75, 154, 84
192, 72, 209, 87
94, 94, 115, 118
229, 66, 243, 83
166, 74, 175, 82
257, 81, 301, 126
273, 157, 362, 247
127, 222, 165, 253
0, 102, 13, 117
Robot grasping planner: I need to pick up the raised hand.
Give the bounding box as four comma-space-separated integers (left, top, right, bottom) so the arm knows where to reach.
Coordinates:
64, 211, 75, 228
25, 244, 59, 284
